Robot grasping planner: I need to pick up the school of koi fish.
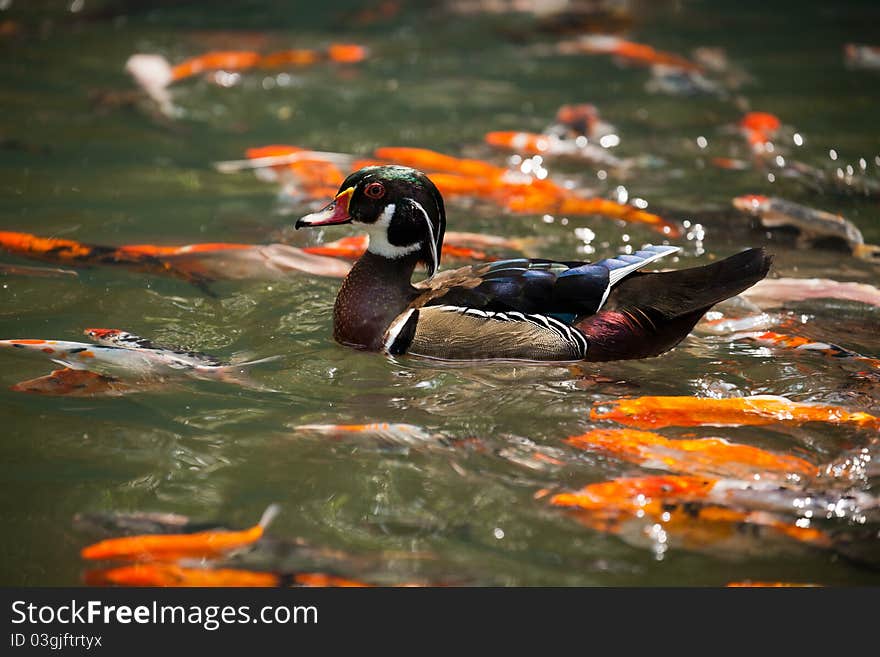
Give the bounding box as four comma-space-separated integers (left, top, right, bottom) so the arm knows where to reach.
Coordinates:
1, 1, 878, 587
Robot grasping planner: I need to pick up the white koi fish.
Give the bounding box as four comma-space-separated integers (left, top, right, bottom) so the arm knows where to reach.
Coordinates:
0, 337, 278, 386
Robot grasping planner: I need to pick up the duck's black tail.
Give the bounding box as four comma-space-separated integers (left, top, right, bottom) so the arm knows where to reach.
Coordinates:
577, 247, 772, 362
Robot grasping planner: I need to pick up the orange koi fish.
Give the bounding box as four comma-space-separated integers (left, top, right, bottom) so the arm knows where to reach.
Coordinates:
427, 170, 679, 235
726, 581, 819, 587
732, 331, 880, 370
742, 278, 880, 309
739, 112, 781, 150
373, 147, 505, 178
566, 428, 817, 482
0, 230, 210, 286
591, 395, 880, 430
125, 45, 366, 116
550, 475, 831, 553
133, 44, 367, 85
557, 35, 702, 72
81, 504, 279, 562
484, 131, 624, 167
0, 231, 351, 283
293, 573, 374, 587
85, 564, 281, 587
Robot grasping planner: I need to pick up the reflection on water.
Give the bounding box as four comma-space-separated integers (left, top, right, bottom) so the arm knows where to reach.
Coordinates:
1, 0, 879, 585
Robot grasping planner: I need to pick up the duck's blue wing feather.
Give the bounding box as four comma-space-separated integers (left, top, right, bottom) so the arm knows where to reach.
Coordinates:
428, 245, 680, 320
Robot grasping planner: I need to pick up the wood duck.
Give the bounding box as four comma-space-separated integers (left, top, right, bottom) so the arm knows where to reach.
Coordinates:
295, 165, 772, 362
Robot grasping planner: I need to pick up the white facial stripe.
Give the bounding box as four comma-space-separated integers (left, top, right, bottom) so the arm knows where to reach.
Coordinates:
365, 203, 421, 259
405, 197, 438, 278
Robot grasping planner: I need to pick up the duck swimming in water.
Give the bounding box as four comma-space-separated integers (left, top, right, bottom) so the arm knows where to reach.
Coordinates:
295, 165, 771, 362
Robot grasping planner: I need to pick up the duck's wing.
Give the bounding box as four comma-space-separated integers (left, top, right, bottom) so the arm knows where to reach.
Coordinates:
413, 244, 680, 320
391, 245, 681, 361
389, 247, 770, 362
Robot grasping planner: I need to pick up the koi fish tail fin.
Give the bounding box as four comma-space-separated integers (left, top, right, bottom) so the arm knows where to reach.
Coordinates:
578, 247, 772, 361
125, 54, 176, 116
212, 355, 282, 392
229, 354, 283, 369
258, 503, 281, 531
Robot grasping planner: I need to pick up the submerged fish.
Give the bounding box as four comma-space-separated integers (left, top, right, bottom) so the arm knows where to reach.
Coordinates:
0, 336, 278, 385
85, 563, 281, 587
9, 367, 137, 397
484, 130, 624, 168
84, 564, 378, 587
591, 395, 880, 430
742, 278, 880, 308
646, 65, 723, 97
557, 35, 701, 72
0, 230, 350, 285
733, 195, 876, 258
81, 504, 279, 562
566, 428, 817, 483
125, 45, 367, 116
698, 312, 784, 334
0, 263, 78, 278
84, 328, 223, 367
731, 331, 880, 370
292, 422, 443, 448
550, 475, 831, 556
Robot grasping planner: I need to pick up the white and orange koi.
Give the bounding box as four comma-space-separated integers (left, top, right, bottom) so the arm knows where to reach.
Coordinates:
126, 45, 368, 116
730, 330, 880, 370
557, 35, 702, 72
697, 312, 785, 335
484, 130, 624, 167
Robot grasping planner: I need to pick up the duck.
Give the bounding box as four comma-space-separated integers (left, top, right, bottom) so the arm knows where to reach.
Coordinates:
295, 165, 772, 362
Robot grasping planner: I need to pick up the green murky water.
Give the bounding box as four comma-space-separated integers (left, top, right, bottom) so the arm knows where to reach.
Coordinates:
1, 0, 879, 586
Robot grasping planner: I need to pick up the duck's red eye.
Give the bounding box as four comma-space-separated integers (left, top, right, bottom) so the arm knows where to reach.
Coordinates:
364, 182, 385, 199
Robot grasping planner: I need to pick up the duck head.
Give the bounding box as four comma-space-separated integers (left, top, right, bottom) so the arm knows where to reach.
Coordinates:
295, 165, 446, 276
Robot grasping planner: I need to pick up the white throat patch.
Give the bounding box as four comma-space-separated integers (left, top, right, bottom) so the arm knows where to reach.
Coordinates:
365, 203, 421, 260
